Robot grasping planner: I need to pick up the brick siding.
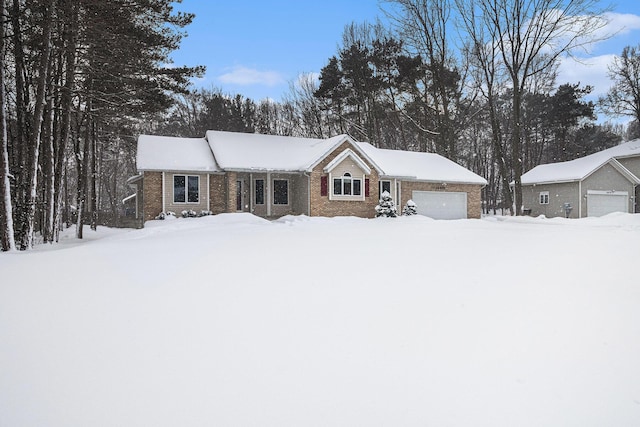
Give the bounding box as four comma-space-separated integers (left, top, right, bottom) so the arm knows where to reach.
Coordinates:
142, 171, 163, 221
309, 141, 380, 218
209, 174, 227, 214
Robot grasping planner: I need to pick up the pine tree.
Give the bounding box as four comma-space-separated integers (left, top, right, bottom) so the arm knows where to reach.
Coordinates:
402, 199, 417, 216
375, 190, 398, 217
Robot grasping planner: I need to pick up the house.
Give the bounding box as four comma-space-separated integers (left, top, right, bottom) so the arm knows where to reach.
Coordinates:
520, 139, 640, 218
130, 130, 487, 222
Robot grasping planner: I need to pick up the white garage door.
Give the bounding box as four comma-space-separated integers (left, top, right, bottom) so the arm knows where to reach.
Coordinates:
586, 191, 628, 217
411, 191, 467, 219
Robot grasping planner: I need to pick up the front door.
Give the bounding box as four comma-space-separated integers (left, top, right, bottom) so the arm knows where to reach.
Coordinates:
236, 180, 243, 211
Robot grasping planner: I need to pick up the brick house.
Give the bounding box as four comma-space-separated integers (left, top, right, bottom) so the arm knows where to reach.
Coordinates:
130, 131, 487, 222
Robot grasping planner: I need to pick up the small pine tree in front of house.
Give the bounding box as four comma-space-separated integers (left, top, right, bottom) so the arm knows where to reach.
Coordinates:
375, 190, 398, 217
403, 199, 417, 216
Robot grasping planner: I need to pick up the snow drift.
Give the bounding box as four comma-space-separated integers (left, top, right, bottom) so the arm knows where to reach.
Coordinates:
1, 213, 639, 426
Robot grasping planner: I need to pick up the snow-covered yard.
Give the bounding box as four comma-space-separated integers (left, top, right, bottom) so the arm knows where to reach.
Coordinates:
1, 213, 639, 426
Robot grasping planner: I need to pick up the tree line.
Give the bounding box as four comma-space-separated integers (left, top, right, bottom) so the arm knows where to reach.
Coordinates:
1, 0, 202, 250
159, 0, 637, 217
3, 0, 640, 251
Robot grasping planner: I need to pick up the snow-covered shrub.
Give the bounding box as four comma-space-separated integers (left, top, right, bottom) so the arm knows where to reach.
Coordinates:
181, 209, 198, 218
402, 199, 417, 216
375, 190, 398, 218
155, 211, 176, 220
199, 210, 213, 217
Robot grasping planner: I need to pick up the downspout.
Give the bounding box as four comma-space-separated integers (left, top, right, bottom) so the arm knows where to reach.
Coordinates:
249, 173, 253, 213
162, 172, 166, 213
207, 174, 211, 212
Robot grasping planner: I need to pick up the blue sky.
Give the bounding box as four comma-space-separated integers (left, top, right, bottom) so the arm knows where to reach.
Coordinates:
171, 0, 640, 106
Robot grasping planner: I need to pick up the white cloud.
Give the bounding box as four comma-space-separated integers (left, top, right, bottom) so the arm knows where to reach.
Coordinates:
218, 66, 285, 87
556, 54, 616, 97
601, 11, 640, 37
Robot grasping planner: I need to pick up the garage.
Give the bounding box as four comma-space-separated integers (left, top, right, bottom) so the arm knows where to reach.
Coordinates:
586, 190, 628, 217
411, 191, 467, 219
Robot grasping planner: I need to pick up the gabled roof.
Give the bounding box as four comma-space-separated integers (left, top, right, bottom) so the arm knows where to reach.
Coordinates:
136, 131, 487, 185
521, 139, 640, 185
137, 135, 221, 172
323, 148, 372, 175
356, 142, 488, 185
205, 130, 382, 173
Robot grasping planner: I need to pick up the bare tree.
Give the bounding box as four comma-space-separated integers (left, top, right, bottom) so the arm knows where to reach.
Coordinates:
460, 0, 607, 214
457, 0, 513, 213
285, 74, 327, 138
599, 44, 640, 126
385, 0, 468, 159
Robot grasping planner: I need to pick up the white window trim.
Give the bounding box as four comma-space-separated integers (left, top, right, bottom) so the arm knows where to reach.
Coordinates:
329, 172, 365, 201
539, 191, 549, 205
173, 174, 200, 204
273, 178, 289, 205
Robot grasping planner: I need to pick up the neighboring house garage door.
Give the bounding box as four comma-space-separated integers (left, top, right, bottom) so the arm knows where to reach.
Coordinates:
586, 190, 628, 217
411, 191, 467, 219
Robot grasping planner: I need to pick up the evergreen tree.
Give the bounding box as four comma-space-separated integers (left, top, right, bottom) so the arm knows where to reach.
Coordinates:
2, 0, 204, 248
375, 190, 398, 217
402, 200, 418, 216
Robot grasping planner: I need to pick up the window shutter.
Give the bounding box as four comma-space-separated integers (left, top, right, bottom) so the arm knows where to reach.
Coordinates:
321, 176, 328, 196
365, 178, 370, 197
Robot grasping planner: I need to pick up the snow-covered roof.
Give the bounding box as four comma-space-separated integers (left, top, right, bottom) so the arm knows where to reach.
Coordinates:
136, 131, 486, 185
521, 139, 640, 184
205, 130, 368, 172
323, 148, 372, 175
136, 135, 221, 172
357, 142, 488, 185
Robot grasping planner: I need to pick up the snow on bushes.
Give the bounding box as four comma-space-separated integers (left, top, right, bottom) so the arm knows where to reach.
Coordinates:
155, 211, 176, 220
156, 210, 212, 220
375, 190, 398, 218
403, 199, 417, 216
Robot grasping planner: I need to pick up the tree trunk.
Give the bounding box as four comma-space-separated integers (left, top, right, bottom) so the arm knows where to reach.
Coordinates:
11, 0, 29, 245
54, 0, 78, 242
0, 0, 16, 251
43, 94, 56, 243
76, 96, 92, 239
18, 0, 55, 249
90, 120, 98, 231
511, 84, 523, 216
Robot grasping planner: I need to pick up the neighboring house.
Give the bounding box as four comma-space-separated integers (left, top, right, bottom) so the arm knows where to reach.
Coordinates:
131, 131, 487, 222
520, 139, 640, 218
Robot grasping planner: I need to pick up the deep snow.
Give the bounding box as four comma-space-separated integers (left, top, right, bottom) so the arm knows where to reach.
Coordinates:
1, 213, 639, 426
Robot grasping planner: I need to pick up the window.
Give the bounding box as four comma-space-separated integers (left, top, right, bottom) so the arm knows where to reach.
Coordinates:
539, 191, 549, 204
380, 180, 391, 197
255, 179, 265, 205
173, 175, 199, 203
273, 179, 288, 205
333, 173, 362, 196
